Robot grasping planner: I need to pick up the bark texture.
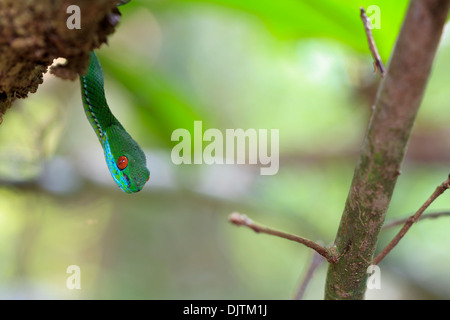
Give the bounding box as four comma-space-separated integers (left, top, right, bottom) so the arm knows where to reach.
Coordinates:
0, 0, 119, 123
324, 0, 450, 300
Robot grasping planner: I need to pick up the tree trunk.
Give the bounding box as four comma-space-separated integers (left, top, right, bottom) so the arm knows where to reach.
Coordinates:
0, 0, 119, 123
324, 0, 450, 300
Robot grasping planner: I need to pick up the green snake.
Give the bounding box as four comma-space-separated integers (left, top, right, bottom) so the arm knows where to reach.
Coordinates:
79, 5, 149, 193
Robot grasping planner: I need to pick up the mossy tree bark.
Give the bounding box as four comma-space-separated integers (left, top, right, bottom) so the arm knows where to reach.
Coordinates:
324, 0, 450, 300
0, 0, 120, 123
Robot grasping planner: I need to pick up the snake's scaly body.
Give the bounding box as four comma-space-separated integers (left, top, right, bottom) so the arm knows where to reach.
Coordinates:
80, 52, 150, 193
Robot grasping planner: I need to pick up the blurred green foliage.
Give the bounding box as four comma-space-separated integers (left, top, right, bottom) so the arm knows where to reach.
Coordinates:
1, 0, 450, 299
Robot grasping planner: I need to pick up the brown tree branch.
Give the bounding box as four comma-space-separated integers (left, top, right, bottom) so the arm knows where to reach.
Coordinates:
383, 210, 450, 230
294, 251, 324, 300
374, 177, 450, 265
324, 0, 450, 300
360, 7, 385, 76
228, 212, 336, 263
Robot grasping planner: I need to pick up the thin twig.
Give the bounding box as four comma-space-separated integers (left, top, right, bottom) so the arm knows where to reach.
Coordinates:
294, 252, 324, 300
383, 211, 450, 230
374, 177, 450, 265
360, 7, 386, 76
228, 212, 335, 263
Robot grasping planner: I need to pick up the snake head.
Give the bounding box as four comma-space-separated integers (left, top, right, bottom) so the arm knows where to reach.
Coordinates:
115, 151, 150, 193
103, 124, 150, 194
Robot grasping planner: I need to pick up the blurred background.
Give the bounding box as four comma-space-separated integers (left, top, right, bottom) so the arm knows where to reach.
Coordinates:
1, 0, 450, 299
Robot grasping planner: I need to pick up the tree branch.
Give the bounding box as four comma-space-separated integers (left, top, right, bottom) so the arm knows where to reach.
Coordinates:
383, 210, 450, 230
294, 252, 324, 300
374, 177, 450, 265
228, 212, 336, 263
324, 0, 450, 300
360, 7, 385, 76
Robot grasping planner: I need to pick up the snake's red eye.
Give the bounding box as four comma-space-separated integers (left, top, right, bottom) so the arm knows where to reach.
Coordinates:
117, 156, 128, 170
